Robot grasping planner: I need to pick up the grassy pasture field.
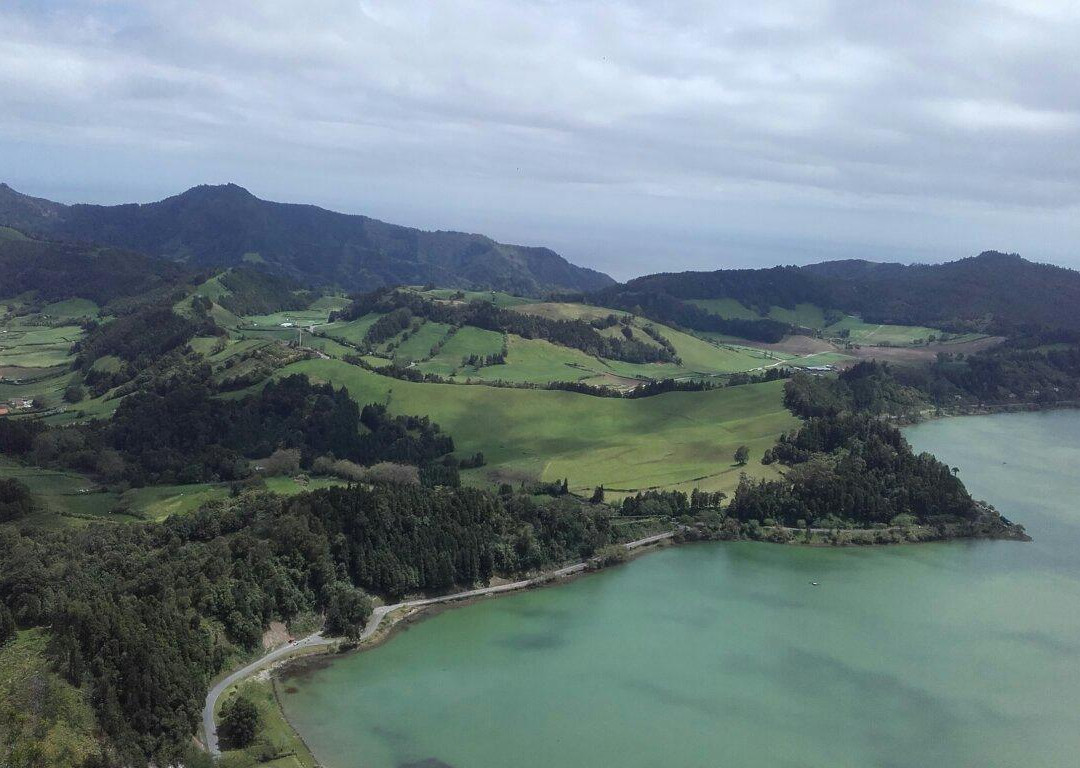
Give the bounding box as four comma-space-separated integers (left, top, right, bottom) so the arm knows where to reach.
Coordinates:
391, 320, 453, 362
0, 453, 349, 527
41, 298, 99, 319
240, 309, 334, 328
0, 225, 31, 241
419, 326, 505, 377
414, 327, 785, 386
308, 294, 351, 312
278, 358, 798, 498
513, 301, 627, 322
825, 316, 943, 346
687, 298, 827, 327
687, 297, 949, 347
0, 629, 99, 766
0, 459, 130, 527
319, 314, 382, 346
0, 323, 82, 368
422, 288, 531, 308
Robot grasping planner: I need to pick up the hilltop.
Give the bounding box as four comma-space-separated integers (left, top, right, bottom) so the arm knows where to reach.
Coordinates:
0, 183, 615, 296
594, 252, 1080, 338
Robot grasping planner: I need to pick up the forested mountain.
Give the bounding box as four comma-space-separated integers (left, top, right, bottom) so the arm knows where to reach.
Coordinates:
598, 252, 1080, 336
0, 235, 194, 309
0, 183, 614, 295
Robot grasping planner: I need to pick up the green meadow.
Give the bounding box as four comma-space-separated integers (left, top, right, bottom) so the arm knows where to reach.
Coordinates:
421, 288, 531, 308
320, 314, 382, 346
279, 358, 798, 497
420, 326, 505, 377
687, 297, 948, 346
825, 316, 943, 345
0, 454, 349, 527
392, 320, 453, 362
0, 323, 82, 368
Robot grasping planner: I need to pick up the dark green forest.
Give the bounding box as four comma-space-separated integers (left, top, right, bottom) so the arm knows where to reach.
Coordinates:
4, 372, 457, 488
0, 237, 194, 310
596, 252, 1080, 337
0, 483, 620, 767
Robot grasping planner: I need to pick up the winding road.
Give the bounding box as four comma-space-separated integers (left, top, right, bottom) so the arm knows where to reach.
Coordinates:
202, 529, 676, 755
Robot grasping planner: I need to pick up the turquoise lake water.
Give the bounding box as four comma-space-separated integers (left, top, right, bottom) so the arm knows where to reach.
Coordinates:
281, 410, 1080, 768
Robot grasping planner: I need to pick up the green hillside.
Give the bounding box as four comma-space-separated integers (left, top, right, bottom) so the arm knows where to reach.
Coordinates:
279, 358, 797, 497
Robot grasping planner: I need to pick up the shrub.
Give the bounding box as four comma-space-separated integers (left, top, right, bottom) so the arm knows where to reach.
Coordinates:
219, 695, 260, 749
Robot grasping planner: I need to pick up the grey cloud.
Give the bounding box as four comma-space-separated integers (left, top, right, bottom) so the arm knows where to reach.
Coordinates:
1, 0, 1078, 279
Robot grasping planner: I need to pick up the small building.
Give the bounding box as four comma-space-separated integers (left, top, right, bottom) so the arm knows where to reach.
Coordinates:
0, 406, 9, 416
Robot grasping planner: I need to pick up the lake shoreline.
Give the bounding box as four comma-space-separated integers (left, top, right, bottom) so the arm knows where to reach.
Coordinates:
263, 514, 1027, 766
217, 411, 1040, 765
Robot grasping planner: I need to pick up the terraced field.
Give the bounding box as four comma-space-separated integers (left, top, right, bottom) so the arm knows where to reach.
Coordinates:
278, 358, 798, 498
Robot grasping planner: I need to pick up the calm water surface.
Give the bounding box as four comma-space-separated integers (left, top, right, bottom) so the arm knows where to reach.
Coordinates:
281, 411, 1080, 768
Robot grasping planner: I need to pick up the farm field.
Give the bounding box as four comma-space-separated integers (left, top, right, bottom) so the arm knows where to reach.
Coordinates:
422, 288, 531, 308
0, 459, 128, 526
41, 298, 99, 319
687, 298, 950, 346
826, 316, 942, 346
319, 314, 382, 346
0, 456, 349, 527
419, 326, 505, 377
687, 298, 827, 328
415, 327, 785, 385
391, 320, 453, 362
277, 358, 798, 497
319, 297, 791, 385
512, 301, 627, 322
0, 323, 83, 368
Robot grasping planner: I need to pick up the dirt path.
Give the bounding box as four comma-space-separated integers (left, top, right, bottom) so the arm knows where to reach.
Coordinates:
202, 530, 676, 755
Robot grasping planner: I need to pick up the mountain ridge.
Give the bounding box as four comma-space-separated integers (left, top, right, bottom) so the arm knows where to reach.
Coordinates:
0, 182, 615, 296
593, 251, 1080, 336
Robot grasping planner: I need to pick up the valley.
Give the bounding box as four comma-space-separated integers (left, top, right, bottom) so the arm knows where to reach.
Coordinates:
1, 206, 1077, 768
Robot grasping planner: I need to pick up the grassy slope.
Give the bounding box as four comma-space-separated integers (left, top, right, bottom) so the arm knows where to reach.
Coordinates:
422, 289, 530, 308
826, 316, 941, 345
392, 321, 453, 362
41, 299, 99, 319
0, 456, 349, 527
320, 314, 381, 346
687, 298, 945, 346
214, 678, 317, 768
420, 326, 505, 377
0, 324, 83, 368
0, 630, 99, 768
280, 359, 797, 497
0, 225, 31, 241
513, 302, 626, 321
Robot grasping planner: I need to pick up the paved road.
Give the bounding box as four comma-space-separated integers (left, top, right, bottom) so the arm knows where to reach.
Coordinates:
202, 529, 675, 755
202, 631, 329, 755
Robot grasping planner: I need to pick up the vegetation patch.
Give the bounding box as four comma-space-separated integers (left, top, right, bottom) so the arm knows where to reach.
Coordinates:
281, 359, 798, 496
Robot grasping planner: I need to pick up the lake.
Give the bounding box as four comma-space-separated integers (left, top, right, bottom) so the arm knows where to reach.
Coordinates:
280, 410, 1080, 768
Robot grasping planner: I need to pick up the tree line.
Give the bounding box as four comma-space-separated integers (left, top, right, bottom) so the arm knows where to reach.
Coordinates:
1, 371, 457, 491
0, 482, 620, 766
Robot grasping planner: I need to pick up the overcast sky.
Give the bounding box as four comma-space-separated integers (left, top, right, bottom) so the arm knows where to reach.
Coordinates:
2, 0, 1078, 280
